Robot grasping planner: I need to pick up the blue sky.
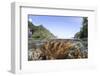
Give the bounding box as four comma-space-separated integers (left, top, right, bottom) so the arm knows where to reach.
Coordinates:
28, 15, 83, 39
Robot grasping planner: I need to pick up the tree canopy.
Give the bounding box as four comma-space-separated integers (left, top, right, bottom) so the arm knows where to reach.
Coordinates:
74, 17, 88, 39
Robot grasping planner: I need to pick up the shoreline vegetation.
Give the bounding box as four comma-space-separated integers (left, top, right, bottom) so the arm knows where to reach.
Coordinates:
28, 17, 88, 61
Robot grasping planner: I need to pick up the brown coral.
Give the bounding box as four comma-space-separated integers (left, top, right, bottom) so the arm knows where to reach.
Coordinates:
40, 39, 85, 59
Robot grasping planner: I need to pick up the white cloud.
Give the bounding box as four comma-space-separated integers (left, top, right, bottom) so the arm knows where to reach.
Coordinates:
29, 18, 32, 22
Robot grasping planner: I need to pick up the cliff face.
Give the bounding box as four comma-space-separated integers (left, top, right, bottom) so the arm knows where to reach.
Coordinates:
28, 21, 56, 40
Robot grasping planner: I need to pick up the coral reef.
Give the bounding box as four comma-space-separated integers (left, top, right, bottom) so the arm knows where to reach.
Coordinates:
28, 39, 88, 61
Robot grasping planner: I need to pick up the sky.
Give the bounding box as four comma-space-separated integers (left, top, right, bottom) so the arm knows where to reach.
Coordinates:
28, 15, 83, 39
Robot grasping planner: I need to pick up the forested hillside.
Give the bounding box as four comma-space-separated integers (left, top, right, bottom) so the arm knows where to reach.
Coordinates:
28, 21, 56, 40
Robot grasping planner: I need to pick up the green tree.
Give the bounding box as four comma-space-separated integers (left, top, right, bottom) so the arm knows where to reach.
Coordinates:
74, 17, 88, 39
80, 17, 88, 38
